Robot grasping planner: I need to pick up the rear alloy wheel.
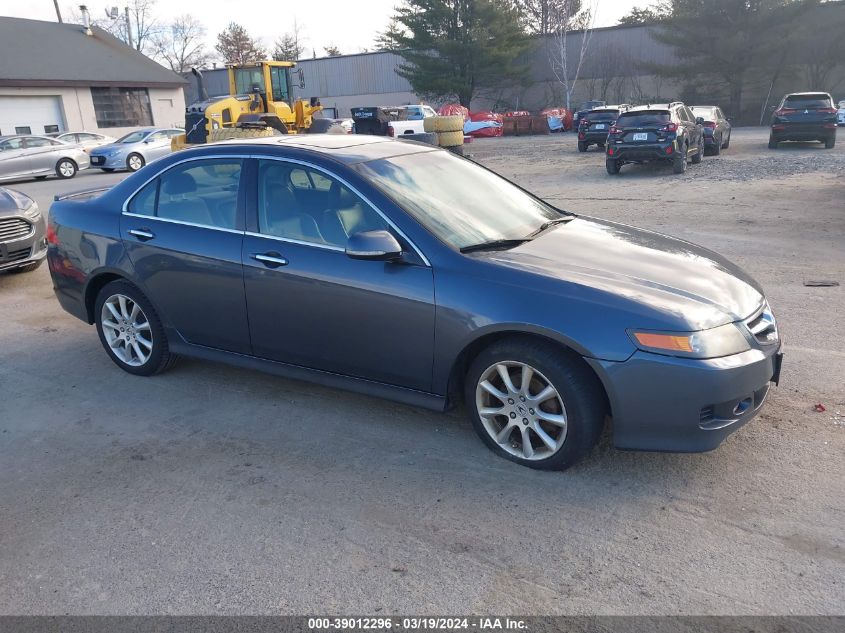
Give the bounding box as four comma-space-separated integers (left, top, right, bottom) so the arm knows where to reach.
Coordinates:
606, 158, 621, 175
466, 339, 605, 470
95, 280, 176, 376
56, 158, 77, 179
126, 153, 145, 172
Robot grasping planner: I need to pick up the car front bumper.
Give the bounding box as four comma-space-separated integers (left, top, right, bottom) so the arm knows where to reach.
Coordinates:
589, 344, 782, 452
0, 215, 47, 271
89, 153, 126, 169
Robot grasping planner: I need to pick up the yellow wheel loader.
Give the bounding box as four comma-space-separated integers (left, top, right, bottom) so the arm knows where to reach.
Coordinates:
173, 60, 324, 149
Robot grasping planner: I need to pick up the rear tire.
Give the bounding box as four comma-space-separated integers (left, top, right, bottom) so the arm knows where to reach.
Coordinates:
721, 132, 730, 149
825, 136, 836, 149
577, 141, 588, 152
712, 137, 721, 155
605, 158, 620, 175
673, 147, 687, 174
691, 140, 703, 164
126, 153, 145, 172
94, 280, 177, 377
465, 337, 606, 471
55, 158, 77, 179
768, 136, 778, 149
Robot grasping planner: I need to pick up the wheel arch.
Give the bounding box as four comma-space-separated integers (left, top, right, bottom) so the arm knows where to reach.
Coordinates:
445, 328, 612, 417
82, 269, 132, 323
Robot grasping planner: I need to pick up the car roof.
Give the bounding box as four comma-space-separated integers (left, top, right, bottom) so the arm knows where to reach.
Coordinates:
623, 105, 674, 112
691, 105, 717, 109
784, 91, 832, 97
214, 134, 440, 164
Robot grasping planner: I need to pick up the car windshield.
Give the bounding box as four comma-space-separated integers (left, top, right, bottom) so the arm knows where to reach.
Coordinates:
116, 131, 149, 143
691, 107, 716, 119
617, 111, 671, 127
586, 110, 618, 121
783, 95, 832, 109
356, 151, 564, 250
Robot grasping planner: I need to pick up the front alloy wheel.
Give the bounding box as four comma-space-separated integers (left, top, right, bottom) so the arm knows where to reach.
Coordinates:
127, 153, 145, 172
476, 361, 568, 461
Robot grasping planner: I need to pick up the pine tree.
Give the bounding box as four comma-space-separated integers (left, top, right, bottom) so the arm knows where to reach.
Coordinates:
215, 22, 266, 65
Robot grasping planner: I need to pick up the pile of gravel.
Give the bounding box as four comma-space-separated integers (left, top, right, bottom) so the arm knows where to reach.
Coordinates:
687, 152, 845, 181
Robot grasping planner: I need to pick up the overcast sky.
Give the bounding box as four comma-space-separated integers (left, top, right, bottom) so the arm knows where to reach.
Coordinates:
5, 0, 646, 59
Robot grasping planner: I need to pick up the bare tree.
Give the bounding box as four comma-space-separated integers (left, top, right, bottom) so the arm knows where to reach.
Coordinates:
323, 45, 341, 57
519, 0, 583, 35
153, 15, 210, 73
273, 19, 305, 61
547, 0, 598, 111
72, 0, 160, 55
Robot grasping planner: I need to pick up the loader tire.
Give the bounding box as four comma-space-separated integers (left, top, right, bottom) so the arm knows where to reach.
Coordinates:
437, 130, 465, 147
424, 115, 465, 133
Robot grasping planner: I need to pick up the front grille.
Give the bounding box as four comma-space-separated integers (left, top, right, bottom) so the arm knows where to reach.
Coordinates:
0, 218, 33, 243
3, 246, 31, 263
745, 302, 778, 346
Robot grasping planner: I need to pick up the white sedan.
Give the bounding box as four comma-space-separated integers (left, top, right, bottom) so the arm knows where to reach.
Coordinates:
838, 100, 845, 126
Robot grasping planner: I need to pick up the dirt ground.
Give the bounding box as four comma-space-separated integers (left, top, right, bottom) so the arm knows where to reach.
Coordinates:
0, 127, 843, 615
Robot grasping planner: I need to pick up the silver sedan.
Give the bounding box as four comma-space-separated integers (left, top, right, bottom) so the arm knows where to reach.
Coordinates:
0, 135, 90, 182
88, 127, 184, 173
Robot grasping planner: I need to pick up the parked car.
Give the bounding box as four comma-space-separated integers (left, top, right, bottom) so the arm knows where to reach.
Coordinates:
88, 127, 184, 172
0, 135, 90, 182
47, 135, 782, 470
0, 186, 46, 273
48, 131, 116, 152
769, 92, 837, 149
838, 100, 845, 126
388, 105, 438, 137
573, 100, 606, 127
577, 105, 627, 152
691, 105, 732, 155
605, 102, 705, 175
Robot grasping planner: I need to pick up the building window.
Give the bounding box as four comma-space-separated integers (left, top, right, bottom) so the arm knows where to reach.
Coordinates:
91, 87, 153, 128
44, 125, 60, 134
15, 126, 32, 135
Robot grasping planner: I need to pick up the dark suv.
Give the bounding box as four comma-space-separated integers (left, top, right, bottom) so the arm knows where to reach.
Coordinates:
606, 103, 704, 175
769, 92, 837, 149
578, 106, 627, 152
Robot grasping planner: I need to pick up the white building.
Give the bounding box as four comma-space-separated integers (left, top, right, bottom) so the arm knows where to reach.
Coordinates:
0, 16, 186, 138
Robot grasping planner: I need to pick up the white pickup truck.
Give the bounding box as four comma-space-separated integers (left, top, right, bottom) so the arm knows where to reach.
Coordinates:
387, 105, 439, 137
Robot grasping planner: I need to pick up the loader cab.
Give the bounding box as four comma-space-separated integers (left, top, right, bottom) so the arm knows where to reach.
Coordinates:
229, 61, 294, 110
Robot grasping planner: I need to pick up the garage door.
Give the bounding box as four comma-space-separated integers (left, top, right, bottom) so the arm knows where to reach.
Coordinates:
0, 96, 66, 136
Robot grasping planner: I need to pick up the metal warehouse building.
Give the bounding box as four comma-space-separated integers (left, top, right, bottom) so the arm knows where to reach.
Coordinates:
0, 17, 186, 138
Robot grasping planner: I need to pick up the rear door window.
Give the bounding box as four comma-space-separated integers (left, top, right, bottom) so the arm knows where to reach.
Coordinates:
127, 159, 243, 230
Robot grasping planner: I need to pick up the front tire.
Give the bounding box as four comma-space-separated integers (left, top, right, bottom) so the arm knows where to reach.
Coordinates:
673, 146, 687, 174
691, 140, 703, 164
126, 153, 145, 172
465, 338, 605, 470
56, 158, 77, 179
94, 280, 176, 376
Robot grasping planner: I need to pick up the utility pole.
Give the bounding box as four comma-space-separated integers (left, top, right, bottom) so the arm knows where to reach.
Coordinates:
125, 6, 134, 49
53, 0, 63, 22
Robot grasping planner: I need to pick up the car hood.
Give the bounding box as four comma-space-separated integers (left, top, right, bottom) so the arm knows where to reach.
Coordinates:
90, 143, 128, 155
0, 187, 33, 215
485, 217, 764, 330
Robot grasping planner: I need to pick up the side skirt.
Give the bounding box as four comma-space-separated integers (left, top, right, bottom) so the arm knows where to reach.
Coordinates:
168, 340, 448, 412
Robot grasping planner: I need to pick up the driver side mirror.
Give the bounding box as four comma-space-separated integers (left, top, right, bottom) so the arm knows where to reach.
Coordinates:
695, 117, 705, 125
345, 230, 402, 261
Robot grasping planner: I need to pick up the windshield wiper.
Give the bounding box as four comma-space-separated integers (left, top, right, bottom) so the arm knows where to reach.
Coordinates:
460, 239, 529, 254
525, 216, 574, 239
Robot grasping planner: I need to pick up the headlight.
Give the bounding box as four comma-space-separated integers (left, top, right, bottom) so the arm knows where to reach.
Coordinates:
629, 323, 751, 359
22, 202, 41, 221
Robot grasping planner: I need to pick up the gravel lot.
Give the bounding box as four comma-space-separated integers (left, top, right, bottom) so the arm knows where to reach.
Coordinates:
1, 127, 843, 615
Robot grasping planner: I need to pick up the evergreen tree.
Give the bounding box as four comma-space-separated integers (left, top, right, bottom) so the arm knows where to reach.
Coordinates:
215, 22, 266, 65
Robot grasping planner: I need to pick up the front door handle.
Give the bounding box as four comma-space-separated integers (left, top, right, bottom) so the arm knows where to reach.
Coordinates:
251, 252, 288, 268
128, 228, 155, 241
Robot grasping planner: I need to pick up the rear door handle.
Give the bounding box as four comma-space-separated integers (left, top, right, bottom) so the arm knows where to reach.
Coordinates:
128, 228, 155, 241
251, 252, 288, 268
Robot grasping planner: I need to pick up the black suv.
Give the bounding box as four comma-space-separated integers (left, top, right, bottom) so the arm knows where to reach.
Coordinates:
769, 92, 837, 149
606, 103, 705, 175
578, 105, 627, 152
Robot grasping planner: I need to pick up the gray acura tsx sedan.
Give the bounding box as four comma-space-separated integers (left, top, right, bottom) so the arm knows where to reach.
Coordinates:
47, 135, 782, 470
